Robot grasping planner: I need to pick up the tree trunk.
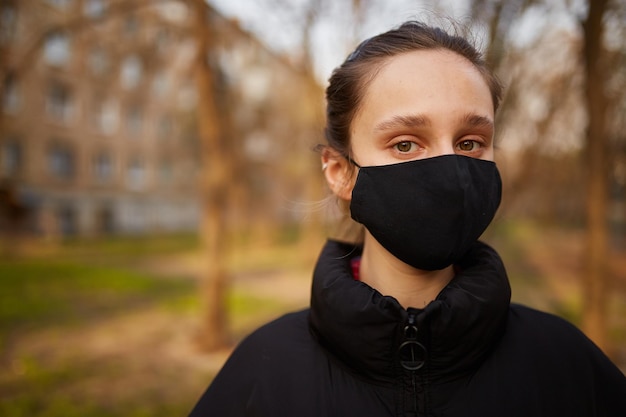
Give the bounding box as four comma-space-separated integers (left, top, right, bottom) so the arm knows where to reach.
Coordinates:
581, 0, 610, 352
192, 0, 230, 351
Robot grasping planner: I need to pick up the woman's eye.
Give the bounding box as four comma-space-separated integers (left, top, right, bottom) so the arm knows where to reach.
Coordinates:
394, 141, 414, 153
457, 140, 480, 152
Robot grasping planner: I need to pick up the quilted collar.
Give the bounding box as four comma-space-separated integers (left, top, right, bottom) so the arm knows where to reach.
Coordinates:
308, 239, 511, 385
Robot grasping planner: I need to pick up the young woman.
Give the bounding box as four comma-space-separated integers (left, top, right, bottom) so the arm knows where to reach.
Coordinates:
189, 21, 626, 417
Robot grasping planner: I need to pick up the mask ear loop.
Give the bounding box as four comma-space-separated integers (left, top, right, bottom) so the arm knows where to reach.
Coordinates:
346, 156, 361, 168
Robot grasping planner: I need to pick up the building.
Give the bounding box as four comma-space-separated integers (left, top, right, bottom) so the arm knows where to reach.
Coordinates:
0, 0, 322, 237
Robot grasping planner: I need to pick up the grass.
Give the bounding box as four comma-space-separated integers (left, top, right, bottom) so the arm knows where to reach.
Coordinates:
0, 260, 193, 335
0, 232, 301, 417
0, 258, 198, 417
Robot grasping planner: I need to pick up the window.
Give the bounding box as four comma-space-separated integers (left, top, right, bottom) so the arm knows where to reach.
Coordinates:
1, 140, 22, 176
84, 0, 105, 19
127, 157, 145, 190
2, 73, 20, 114
46, 83, 73, 123
93, 152, 112, 182
44, 31, 71, 66
46, 0, 72, 8
95, 204, 114, 234
48, 144, 75, 179
57, 205, 77, 236
120, 55, 142, 89
157, 115, 173, 139
88, 46, 109, 76
124, 15, 139, 37
159, 160, 172, 184
155, 28, 170, 54
125, 105, 142, 137
177, 83, 197, 110
0, 4, 17, 45
151, 71, 168, 96
155, 1, 188, 23
240, 67, 271, 103
92, 97, 118, 135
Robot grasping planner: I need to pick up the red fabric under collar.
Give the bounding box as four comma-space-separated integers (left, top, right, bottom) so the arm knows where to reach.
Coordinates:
350, 257, 361, 281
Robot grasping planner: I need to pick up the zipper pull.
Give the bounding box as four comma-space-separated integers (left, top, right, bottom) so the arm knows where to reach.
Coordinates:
399, 312, 427, 371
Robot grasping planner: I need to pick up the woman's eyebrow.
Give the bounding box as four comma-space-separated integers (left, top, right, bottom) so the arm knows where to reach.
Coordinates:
461, 113, 494, 129
373, 113, 493, 133
373, 114, 431, 132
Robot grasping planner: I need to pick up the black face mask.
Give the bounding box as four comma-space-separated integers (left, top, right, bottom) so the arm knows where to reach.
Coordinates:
350, 154, 502, 271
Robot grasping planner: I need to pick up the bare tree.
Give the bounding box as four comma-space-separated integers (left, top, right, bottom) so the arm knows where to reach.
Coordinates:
580, 0, 611, 351
191, 0, 232, 351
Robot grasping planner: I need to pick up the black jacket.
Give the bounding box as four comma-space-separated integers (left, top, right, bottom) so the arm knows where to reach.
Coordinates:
189, 240, 626, 416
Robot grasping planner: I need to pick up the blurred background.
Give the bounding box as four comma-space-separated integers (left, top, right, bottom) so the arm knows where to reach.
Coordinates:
0, 0, 624, 415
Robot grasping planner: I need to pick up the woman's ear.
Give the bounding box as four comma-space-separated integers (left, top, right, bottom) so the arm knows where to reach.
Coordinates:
321, 147, 356, 201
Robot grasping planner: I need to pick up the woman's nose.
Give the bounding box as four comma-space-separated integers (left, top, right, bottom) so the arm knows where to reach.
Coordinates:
430, 141, 456, 157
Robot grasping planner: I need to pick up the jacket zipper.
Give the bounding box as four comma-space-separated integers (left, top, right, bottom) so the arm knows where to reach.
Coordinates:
399, 311, 427, 415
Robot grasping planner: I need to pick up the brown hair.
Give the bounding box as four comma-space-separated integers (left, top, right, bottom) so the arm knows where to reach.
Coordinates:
323, 20, 503, 158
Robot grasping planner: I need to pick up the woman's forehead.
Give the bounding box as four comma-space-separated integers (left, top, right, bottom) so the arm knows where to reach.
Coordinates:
352, 49, 494, 133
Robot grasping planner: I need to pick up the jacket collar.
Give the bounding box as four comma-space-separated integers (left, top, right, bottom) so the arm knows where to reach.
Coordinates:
308, 239, 511, 385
